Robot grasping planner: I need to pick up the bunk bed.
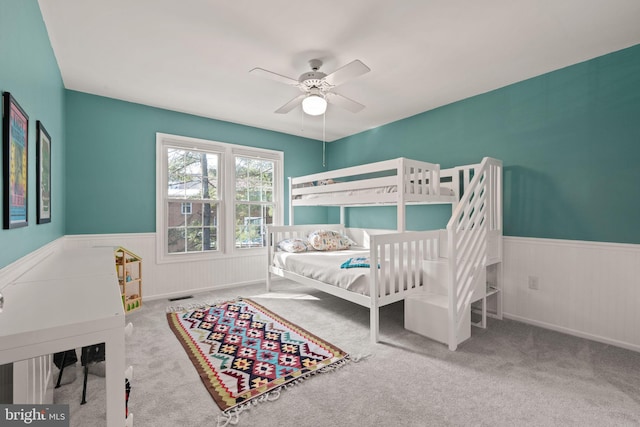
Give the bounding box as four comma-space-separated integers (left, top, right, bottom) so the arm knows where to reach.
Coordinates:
288, 157, 459, 232
266, 157, 503, 350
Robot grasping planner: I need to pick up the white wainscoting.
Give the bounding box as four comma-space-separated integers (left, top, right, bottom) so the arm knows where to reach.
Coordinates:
63, 233, 267, 300
3, 234, 639, 355
503, 236, 640, 352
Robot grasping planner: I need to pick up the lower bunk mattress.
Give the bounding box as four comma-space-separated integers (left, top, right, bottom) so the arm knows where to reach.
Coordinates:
272, 248, 424, 297
272, 249, 372, 295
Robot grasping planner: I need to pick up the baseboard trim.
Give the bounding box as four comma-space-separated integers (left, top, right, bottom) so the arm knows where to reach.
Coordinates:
144, 278, 267, 302
504, 235, 640, 253
503, 312, 640, 353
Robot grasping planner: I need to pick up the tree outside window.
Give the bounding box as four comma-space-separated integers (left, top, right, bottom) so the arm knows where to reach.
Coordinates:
235, 157, 274, 248
157, 133, 283, 261
166, 149, 218, 253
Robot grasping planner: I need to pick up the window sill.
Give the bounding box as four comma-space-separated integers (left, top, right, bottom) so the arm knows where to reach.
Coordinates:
156, 248, 266, 264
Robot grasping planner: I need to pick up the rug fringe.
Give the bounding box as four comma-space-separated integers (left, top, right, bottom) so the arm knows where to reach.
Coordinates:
216, 353, 361, 426
350, 353, 372, 363
166, 297, 244, 313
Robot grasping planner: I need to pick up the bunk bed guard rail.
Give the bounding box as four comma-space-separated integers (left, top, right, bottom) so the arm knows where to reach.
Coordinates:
288, 158, 442, 228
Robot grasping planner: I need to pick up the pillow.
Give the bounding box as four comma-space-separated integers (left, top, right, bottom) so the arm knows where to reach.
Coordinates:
307, 230, 354, 251
315, 179, 336, 186
278, 238, 312, 253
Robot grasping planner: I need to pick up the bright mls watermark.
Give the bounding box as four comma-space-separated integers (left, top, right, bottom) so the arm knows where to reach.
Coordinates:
0, 405, 69, 426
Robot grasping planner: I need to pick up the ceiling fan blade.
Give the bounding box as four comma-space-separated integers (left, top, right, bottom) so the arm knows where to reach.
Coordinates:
249, 67, 299, 86
323, 60, 370, 87
326, 92, 365, 113
275, 94, 306, 114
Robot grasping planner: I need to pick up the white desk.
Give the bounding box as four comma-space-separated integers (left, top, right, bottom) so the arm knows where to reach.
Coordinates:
0, 247, 125, 427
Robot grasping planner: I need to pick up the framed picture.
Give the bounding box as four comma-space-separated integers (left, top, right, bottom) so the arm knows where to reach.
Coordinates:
2, 92, 29, 229
36, 121, 51, 224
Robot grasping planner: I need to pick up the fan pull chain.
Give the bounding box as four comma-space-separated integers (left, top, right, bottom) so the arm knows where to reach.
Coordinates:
322, 112, 326, 167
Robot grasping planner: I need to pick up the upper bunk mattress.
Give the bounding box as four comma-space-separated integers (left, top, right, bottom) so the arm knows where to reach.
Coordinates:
293, 184, 455, 200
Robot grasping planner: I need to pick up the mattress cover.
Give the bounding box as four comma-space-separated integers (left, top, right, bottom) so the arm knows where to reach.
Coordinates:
272, 248, 372, 295
294, 185, 454, 200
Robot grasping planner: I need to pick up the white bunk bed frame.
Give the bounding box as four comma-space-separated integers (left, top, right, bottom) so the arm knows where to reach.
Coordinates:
288, 157, 459, 232
266, 157, 502, 350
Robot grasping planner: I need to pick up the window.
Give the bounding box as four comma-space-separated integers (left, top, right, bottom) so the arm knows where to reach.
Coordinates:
156, 133, 283, 262
166, 149, 219, 254
235, 157, 275, 248
180, 203, 192, 215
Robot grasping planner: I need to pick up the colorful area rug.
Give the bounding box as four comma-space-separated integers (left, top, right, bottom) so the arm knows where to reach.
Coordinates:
167, 298, 348, 415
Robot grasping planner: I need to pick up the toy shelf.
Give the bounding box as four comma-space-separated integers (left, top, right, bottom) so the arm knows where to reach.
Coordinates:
115, 247, 142, 313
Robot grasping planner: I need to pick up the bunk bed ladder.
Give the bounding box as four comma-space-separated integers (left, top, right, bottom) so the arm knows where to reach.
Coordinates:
446, 157, 502, 351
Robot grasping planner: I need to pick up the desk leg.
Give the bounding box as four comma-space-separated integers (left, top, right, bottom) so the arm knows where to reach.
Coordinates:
104, 328, 125, 427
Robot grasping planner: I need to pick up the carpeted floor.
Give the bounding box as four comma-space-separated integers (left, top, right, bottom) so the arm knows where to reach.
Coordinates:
54, 280, 640, 426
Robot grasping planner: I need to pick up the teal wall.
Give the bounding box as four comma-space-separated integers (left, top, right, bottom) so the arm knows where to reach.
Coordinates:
0, 0, 66, 267
328, 44, 640, 244
64, 91, 326, 234
2, 1, 639, 270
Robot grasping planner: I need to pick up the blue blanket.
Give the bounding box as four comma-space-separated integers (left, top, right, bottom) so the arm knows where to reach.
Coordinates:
340, 257, 372, 269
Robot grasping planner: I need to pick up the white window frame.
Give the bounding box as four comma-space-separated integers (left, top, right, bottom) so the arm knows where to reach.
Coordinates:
156, 133, 283, 263
180, 202, 193, 215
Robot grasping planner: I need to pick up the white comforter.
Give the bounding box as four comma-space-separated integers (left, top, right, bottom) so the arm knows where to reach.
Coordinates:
295, 185, 454, 200
272, 249, 372, 295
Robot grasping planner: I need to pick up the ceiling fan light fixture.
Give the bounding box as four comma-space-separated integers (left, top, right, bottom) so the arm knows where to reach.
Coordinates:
302, 93, 327, 116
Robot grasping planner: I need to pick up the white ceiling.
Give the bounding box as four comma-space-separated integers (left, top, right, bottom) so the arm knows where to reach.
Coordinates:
38, 0, 640, 142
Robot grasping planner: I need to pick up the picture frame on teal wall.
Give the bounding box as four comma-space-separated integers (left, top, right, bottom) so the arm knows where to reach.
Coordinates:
2, 92, 29, 229
36, 121, 51, 224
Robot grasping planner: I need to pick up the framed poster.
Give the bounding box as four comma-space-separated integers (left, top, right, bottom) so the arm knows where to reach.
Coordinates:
36, 121, 51, 224
2, 92, 29, 229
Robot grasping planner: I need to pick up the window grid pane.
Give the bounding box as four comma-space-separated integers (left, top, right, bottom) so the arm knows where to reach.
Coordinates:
167, 149, 218, 201
234, 156, 275, 248
166, 146, 220, 253
167, 220, 218, 253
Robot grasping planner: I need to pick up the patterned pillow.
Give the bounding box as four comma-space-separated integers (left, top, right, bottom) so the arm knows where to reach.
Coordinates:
307, 230, 353, 251
278, 238, 313, 253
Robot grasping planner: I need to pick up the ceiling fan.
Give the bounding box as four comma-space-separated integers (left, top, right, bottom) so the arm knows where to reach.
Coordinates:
250, 59, 370, 116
